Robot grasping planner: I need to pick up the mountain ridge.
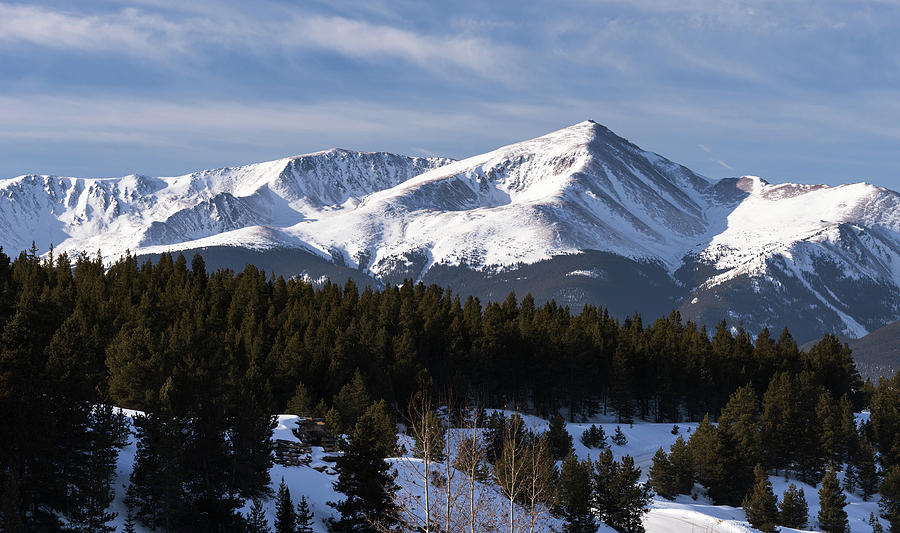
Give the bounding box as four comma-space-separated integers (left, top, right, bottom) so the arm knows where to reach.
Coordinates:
3, 120, 899, 342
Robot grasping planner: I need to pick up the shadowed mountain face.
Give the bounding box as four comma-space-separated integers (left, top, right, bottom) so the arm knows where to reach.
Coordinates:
5, 121, 900, 341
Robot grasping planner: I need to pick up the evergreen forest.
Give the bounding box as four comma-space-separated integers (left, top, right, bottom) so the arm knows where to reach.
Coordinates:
1, 247, 900, 532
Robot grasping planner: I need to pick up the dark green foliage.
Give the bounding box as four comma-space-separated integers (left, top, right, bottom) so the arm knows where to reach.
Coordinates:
556, 453, 596, 533
593, 454, 652, 533
818, 467, 849, 533
547, 412, 573, 459
871, 374, 900, 470
857, 436, 881, 501
668, 435, 695, 495
778, 483, 808, 529
742, 465, 779, 533
870, 512, 885, 533
67, 404, 130, 533
123, 507, 138, 533
648, 448, 677, 500
881, 465, 900, 532
329, 404, 400, 532
688, 414, 725, 502
274, 478, 295, 533
0, 246, 876, 533
286, 383, 314, 417
580, 424, 606, 449
296, 495, 314, 533
484, 411, 527, 463
612, 426, 627, 446
330, 370, 372, 435
246, 498, 270, 533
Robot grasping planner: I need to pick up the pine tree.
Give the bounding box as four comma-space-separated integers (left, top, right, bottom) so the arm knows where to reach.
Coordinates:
123, 507, 137, 533
274, 478, 295, 533
608, 455, 652, 533
742, 464, 779, 533
817, 467, 848, 533
880, 465, 900, 532
332, 370, 373, 433
668, 435, 695, 495
591, 448, 617, 523
296, 496, 314, 533
857, 436, 880, 501
547, 412, 573, 459
688, 414, 727, 503
286, 382, 314, 417
648, 447, 677, 500
556, 453, 596, 533
246, 498, 270, 533
612, 426, 627, 446
869, 512, 885, 533
329, 402, 400, 532
580, 425, 606, 449
778, 483, 808, 529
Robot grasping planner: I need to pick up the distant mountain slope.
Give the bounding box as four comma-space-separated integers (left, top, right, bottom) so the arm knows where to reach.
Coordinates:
844, 320, 900, 380
4, 121, 900, 340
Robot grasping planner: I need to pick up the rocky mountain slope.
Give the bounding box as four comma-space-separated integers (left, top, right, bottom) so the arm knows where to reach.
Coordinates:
4, 121, 900, 342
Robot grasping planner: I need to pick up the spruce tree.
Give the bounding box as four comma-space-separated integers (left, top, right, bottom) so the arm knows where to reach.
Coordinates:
547, 412, 573, 459
556, 453, 596, 533
286, 383, 314, 417
296, 495, 314, 533
880, 465, 900, 532
869, 512, 885, 533
246, 498, 270, 533
648, 447, 677, 500
580, 425, 606, 449
329, 402, 400, 532
688, 414, 727, 503
742, 464, 779, 533
668, 435, 695, 495
857, 436, 880, 501
778, 483, 808, 529
274, 478, 295, 533
123, 508, 137, 533
612, 426, 627, 446
609, 455, 652, 533
817, 467, 848, 533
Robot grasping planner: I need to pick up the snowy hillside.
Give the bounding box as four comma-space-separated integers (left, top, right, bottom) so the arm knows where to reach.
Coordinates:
107, 410, 884, 533
4, 121, 900, 340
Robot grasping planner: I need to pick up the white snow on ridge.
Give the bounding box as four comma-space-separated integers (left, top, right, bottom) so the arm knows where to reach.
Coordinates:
4, 121, 900, 336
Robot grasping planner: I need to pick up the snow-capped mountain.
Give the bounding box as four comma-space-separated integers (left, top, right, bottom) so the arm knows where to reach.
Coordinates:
3, 120, 899, 342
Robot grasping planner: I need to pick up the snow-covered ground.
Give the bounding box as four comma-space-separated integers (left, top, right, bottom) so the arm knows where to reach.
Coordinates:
105, 409, 886, 532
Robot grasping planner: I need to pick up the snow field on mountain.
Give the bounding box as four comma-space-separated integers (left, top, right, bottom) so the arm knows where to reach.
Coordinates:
7, 120, 900, 338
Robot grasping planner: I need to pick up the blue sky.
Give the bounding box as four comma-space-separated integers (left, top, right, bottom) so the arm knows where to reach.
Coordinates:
2, 0, 900, 188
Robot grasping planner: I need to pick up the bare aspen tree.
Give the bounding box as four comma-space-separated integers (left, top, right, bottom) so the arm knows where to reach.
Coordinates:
400, 390, 444, 532
524, 437, 555, 533
453, 400, 493, 533
493, 410, 528, 533
440, 389, 461, 533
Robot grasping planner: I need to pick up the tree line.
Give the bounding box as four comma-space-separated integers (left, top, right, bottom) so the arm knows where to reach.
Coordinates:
0, 247, 898, 531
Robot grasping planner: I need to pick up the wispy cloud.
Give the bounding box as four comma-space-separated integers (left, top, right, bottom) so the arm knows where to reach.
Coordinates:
0, 4, 194, 60
285, 15, 521, 80
0, 2, 520, 80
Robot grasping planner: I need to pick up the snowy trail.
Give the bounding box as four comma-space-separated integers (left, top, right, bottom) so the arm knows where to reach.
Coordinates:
644, 508, 751, 533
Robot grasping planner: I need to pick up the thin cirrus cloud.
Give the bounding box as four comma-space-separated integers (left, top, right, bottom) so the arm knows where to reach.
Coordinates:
2, 0, 900, 187
0, 4, 193, 59
0, 2, 518, 80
